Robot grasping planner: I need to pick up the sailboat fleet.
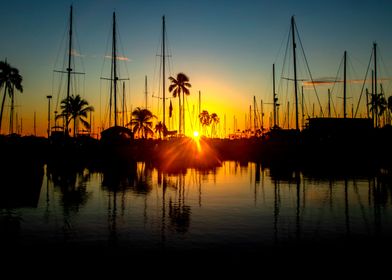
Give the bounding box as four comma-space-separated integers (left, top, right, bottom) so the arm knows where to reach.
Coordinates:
3, 5, 390, 166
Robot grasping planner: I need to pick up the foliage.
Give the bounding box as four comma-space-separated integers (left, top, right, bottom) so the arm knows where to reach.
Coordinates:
128, 107, 156, 138
168, 73, 191, 135
56, 94, 94, 136
0, 60, 23, 133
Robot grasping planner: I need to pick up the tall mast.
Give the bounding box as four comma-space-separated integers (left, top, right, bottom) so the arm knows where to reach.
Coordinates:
301, 86, 304, 127
373, 42, 378, 127
260, 99, 264, 130
122, 82, 125, 127
328, 88, 331, 118
112, 12, 118, 127
253, 96, 257, 132
34, 111, 36, 136
66, 5, 73, 135
145, 75, 148, 109
291, 16, 299, 130
343, 50, 347, 118
198, 90, 201, 131
272, 64, 277, 128
162, 15, 166, 128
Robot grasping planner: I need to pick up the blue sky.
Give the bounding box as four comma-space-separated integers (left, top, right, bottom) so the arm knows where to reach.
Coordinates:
1, 0, 391, 135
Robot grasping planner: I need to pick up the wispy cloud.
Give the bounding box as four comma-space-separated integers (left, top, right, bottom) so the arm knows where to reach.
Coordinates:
302, 77, 392, 87
105, 55, 131, 61
69, 49, 84, 57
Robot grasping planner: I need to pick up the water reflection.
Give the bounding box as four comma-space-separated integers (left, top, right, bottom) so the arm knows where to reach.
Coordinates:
0, 160, 43, 241
46, 162, 91, 240
1, 160, 392, 257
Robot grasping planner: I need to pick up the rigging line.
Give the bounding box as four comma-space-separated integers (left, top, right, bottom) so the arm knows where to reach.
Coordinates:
117, 24, 131, 79
277, 27, 291, 125
54, 72, 64, 112
330, 54, 344, 116
164, 25, 174, 78
348, 55, 360, 111
185, 96, 194, 132
274, 25, 291, 64
354, 49, 373, 117
294, 22, 323, 117
52, 21, 68, 111
73, 18, 85, 76
100, 17, 113, 80
53, 22, 68, 73
378, 48, 392, 95
99, 79, 102, 132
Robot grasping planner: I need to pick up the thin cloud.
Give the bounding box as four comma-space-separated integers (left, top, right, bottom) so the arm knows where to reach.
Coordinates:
104, 55, 131, 62
69, 49, 84, 57
302, 77, 392, 87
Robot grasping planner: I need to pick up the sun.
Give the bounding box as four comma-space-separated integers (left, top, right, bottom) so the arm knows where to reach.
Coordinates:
193, 131, 200, 138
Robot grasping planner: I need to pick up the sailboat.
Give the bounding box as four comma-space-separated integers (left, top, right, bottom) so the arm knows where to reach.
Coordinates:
302, 48, 374, 161
51, 5, 78, 142
100, 12, 133, 146
260, 16, 302, 162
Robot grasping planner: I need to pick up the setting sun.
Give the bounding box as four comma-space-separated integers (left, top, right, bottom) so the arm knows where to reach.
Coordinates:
193, 131, 200, 138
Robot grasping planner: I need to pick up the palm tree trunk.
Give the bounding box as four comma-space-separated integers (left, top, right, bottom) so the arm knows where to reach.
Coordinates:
0, 85, 8, 133
178, 95, 181, 135
9, 88, 14, 134
182, 91, 185, 135
74, 117, 77, 137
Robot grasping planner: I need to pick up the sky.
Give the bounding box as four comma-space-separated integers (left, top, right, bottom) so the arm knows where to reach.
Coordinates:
1, 0, 392, 137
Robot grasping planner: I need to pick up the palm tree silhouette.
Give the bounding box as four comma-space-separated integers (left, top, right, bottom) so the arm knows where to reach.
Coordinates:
388, 96, 392, 125
56, 94, 94, 137
128, 107, 156, 138
155, 121, 165, 139
210, 113, 220, 138
369, 93, 387, 127
168, 73, 191, 135
0, 60, 23, 134
199, 110, 211, 136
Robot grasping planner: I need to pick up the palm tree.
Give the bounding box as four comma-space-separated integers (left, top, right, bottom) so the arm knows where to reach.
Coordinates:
56, 94, 94, 137
210, 113, 220, 138
155, 121, 165, 139
199, 110, 211, 136
128, 107, 156, 139
387, 96, 392, 125
369, 93, 387, 127
168, 73, 191, 135
0, 60, 23, 134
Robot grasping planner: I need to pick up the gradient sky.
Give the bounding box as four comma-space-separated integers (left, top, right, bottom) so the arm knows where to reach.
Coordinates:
1, 0, 392, 136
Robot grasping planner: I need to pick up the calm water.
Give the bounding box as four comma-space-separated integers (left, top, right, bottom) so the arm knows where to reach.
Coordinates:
1, 161, 392, 265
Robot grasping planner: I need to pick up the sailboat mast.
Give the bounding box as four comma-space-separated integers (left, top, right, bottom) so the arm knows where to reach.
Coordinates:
112, 12, 118, 127
253, 96, 257, 132
66, 5, 73, 135
328, 88, 331, 118
122, 82, 125, 127
291, 16, 299, 130
301, 86, 304, 127
373, 42, 378, 127
145, 75, 148, 109
273, 64, 277, 128
198, 90, 201, 131
343, 50, 347, 118
162, 15, 166, 128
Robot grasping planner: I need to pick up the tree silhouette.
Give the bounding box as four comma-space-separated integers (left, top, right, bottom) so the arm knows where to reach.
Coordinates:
199, 110, 211, 136
210, 113, 220, 138
388, 96, 392, 125
168, 73, 191, 135
128, 107, 156, 138
369, 93, 387, 127
155, 121, 165, 139
0, 60, 23, 134
56, 94, 94, 137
